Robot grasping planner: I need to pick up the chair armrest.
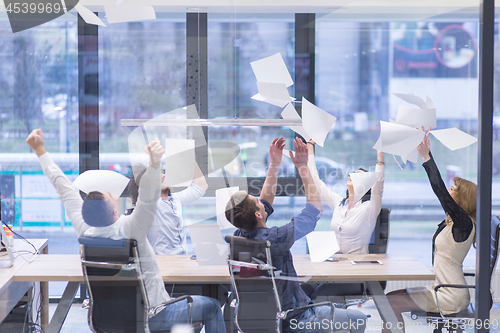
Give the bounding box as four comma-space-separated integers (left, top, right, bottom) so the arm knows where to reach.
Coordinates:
295, 301, 333, 311
148, 295, 193, 317
434, 284, 475, 319
434, 284, 475, 292
281, 302, 335, 320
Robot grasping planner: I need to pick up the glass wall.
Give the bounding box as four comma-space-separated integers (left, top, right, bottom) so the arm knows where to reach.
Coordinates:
0, 6, 497, 270
0, 14, 78, 231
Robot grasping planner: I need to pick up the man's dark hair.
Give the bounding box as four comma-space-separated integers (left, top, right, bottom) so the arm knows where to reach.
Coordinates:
82, 191, 115, 227
225, 194, 259, 231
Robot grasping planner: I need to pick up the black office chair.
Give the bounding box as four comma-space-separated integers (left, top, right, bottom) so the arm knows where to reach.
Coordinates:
79, 236, 202, 333
410, 215, 500, 333
308, 207, 391, 306
224, 235, 335, 333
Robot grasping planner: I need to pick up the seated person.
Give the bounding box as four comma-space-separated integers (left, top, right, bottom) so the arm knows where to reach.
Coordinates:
307, 140, 385, 254
225, 137, 366, 333
127, 160, 208, 255
26, 129, 225, 333
383, 128, 477, 333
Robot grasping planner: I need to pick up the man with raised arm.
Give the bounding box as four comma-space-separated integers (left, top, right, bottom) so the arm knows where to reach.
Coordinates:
225, 137, 366, 333
26, 129, 225, 332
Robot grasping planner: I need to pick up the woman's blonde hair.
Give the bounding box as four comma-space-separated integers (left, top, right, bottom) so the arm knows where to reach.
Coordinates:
446, 176, 477, 244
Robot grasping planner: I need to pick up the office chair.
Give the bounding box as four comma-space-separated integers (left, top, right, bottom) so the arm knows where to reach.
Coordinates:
410, 215, 500, 333
308, 207, 391, 307
224, 235, 335, 333
79, 236, 203, 333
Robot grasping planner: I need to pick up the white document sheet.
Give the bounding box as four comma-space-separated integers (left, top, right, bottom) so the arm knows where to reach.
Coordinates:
187, 224, 228, 266
281, 104, 311, 141
251, 82, 294, 108
73, 170, 130, 199
250, 53, 294, 87
395, 105, 436, 129
392, 92, 427, 109
216, 187, 240, 230
75, 4, 106, 26
301, 97, 336, 147
104, 5, 156, 24
402, 148, 419, 164
306, 231, 339, 262
350, 171, 382, 203
430, 128, 478, 151
163, 139, 195, 187
373, 121, 425, 157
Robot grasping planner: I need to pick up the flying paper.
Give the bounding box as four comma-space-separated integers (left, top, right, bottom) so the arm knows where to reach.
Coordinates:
251, 82, 295, 108
430, 128, 478, 151
373, 121, 425, 157
187, 224, 227, 266
395, 105, 436, 129
75, 4, 106, 26
281, 104, 311, 141
401, 148, 419, 164
73, 170, 129, 199
250, 53, 293, 88
163, 139, 195, 187
306, 231, 339, 262
392, 92, 427, 109
302, 97, 336, 147
350, 171, 382, 203
216, 186, 240, 230
104, 5, 156, 24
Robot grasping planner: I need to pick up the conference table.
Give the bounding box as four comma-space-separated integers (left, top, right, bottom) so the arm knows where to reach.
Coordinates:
0, 239, 48, 325
13, 253, 434, 333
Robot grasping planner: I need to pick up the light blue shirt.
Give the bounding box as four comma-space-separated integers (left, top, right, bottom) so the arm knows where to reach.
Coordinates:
147, 183, 205, 255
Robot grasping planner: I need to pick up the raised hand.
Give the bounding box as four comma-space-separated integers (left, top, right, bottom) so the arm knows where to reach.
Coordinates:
268, 137, 285, 166
26, 129, 46, 157
416, 126, 431, 163
290, 137, 308, 169
144, 138, 165, 169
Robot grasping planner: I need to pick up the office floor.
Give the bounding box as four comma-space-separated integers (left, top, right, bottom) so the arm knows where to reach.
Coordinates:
1, 300, 500, 332
45, 301, 500, 333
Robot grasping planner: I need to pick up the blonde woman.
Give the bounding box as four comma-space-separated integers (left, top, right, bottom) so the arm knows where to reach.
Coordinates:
383, 128, 476, 333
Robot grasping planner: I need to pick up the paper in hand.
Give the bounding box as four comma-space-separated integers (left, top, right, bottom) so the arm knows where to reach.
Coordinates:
430, 128, 477, 151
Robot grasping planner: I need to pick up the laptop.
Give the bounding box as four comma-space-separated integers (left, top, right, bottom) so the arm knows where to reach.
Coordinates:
0, 225, 15, 268
187, 224, 228, 266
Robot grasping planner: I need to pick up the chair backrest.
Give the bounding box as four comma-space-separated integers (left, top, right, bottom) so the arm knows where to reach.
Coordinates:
225, 235, 281, 333
369, 207, 391, 254
489, 216, 500, 278
79, 237, 148, 333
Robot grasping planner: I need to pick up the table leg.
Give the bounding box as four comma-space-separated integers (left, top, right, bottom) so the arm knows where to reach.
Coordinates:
365, 281, 403, 333
41, 245, 49, 330
45, 282, 79, 333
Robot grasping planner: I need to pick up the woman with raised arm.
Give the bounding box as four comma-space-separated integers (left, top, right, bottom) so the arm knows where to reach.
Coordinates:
383, 127, 477, 333
307, 140, 385, 254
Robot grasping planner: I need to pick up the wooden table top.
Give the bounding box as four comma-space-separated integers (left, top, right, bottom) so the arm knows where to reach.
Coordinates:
0, 239, 48, 291
13, 253, 434, 283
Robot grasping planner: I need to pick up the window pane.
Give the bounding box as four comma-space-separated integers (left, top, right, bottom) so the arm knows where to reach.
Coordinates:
316, 19, 479, 267
0, 15, 78, 233
208, 14, 295, 178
